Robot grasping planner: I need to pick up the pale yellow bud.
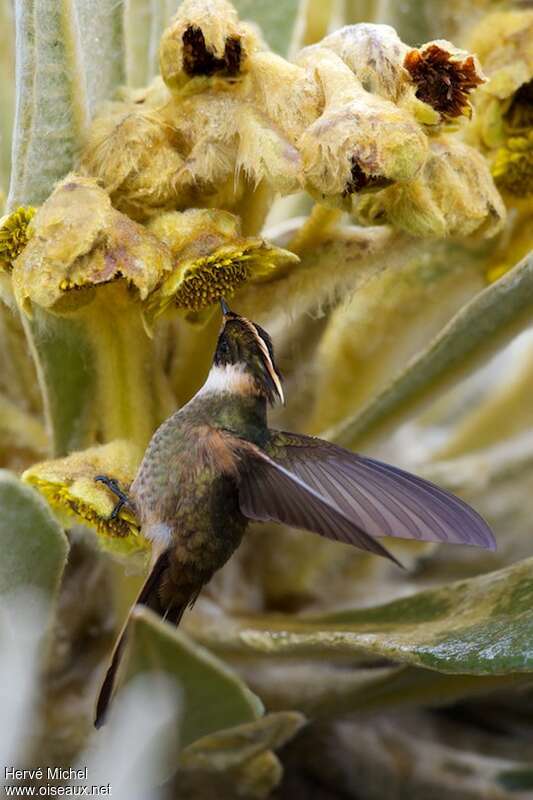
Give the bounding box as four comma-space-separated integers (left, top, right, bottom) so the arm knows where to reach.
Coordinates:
315, 25, 484, 124
79, 102, 186, 221
167, 91, 240, 192
160, 0, 260, 93
354, 137, 506, 239
468, 11, 533, 103
13, 175, 173, 315
320, 24, 409, 102
296, 48, 428, 203
248, 51, 322, 142
236, 105, 301, 195
116, 76, 171, 107
149, 208, 240, 258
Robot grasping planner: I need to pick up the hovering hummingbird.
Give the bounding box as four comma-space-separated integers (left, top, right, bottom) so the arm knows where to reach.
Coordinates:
94, 299, 495, 726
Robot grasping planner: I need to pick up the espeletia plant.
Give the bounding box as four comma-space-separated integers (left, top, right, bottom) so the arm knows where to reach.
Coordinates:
0, 1, 532, 798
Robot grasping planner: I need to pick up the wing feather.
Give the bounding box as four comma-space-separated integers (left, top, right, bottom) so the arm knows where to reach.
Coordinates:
237, 431, 495, 552
237, 447, 402, 565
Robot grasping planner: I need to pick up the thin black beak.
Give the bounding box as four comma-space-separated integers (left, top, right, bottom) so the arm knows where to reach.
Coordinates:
220, 298, 231, 316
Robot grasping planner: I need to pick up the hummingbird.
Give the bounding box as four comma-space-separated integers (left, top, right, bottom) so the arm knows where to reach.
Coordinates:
94, 299, 495, 727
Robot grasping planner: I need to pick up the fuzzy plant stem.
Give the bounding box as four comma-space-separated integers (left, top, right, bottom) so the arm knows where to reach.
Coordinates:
287, 205, 342, 255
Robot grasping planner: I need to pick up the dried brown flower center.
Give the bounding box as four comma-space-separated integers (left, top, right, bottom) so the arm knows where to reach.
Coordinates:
182, 26, 242, 77
404, 45, 483, 119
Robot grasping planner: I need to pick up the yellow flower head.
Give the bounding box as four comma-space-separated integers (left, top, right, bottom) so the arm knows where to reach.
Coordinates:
144, 209, 298, 325
488, 80, 533, 198
23, 441, 146, 557
12, 175, 173, 315
492, 129, 533, 198
467, 11, 533, 198
0, 207, 35, 271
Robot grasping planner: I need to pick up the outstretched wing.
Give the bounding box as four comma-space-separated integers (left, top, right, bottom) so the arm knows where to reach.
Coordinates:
237, 444, 402, 566
237, 431, 495, 552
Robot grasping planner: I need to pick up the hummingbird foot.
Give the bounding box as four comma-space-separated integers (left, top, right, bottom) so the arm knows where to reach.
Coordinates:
95, 475, 133, 520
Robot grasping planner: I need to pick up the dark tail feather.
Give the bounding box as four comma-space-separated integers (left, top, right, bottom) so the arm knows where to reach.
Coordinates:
95, 550, 189, 729
94, 626, 129, 729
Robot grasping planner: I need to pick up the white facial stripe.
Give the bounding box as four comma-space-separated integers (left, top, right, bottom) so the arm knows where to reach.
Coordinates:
241, 319, 284, 405
198, 363, 256, 396
253, 330, 285, 405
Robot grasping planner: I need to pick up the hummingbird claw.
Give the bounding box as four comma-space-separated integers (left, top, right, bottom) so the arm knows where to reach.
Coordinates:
109, 500, 124, 520
95, 475, 132, 520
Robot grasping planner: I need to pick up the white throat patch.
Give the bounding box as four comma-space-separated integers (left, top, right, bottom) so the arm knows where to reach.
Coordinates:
198, 363, 256, 396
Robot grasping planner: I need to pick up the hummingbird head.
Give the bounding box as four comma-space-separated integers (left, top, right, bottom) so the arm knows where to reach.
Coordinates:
208, 300, 284, 405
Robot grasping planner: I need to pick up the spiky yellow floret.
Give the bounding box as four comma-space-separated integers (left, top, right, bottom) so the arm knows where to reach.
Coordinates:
142, 209, 298, 325
29, 478, 139, 540
173, 254, 249, 311
0, 207, 35, 270
144, 240, 298, 325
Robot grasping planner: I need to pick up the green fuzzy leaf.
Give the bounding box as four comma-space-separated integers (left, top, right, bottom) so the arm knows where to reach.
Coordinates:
240, 661, 533, 718
0, 0, 15, 197
330, 250, 533, 450
0, 470, 67, 596
181, 711, 305, 770
125, 0, 176, 87
195, 557, 533, 675
76, 0, 125, 115
309, 243, 485, 433
122, 607, 264, 748
305, 712, 533, 800
179, 712, 305, 798
342, 666, 533, 713
8, 0, 124, 209
24, 308, 97, 456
